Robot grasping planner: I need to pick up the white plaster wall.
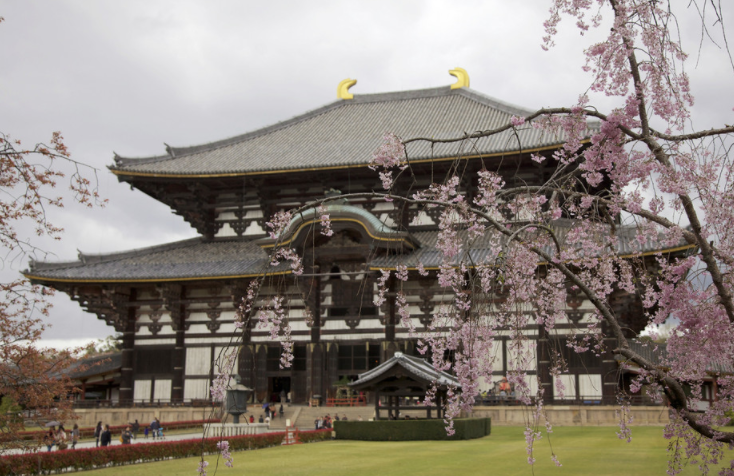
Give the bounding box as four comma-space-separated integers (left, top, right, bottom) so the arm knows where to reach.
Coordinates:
214, 347, 239, 374
506, 339, 537, 372
554, 374, 577, 400
154, 379, 172, 402
134, 380, 151, 401
184, 379, 209, 400
579, 374, 602, 399
135, 339, 176, 346
185, 347, 211, 375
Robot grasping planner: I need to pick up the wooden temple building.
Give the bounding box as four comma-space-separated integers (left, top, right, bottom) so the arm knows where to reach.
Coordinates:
25, 72, 692, 407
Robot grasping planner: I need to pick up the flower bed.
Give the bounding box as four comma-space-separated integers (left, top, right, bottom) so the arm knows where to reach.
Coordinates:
18, 419, 221, 441
0, 429, 331, 475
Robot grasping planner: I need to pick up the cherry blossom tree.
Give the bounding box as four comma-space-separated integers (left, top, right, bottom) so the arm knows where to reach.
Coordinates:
207, 1, 734, 474
0, 125, 104, 453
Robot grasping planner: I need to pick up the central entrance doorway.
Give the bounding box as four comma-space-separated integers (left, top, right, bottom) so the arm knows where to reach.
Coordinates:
270, 376, 291, 403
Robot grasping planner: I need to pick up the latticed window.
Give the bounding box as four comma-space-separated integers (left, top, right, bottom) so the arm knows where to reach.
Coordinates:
134, 348, 173, 376
338, 344, 367, 371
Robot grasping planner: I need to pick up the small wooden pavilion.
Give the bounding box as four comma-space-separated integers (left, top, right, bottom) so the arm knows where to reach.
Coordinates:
349, 352, 460, 420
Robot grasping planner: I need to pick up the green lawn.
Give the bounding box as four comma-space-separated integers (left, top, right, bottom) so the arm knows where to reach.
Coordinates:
81, 426, 731, 476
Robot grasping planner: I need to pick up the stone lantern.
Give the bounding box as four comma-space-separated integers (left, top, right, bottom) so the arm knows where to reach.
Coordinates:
225, 375, 251, 424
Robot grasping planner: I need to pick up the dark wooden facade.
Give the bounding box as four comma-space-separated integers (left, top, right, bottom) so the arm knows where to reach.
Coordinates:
26, 84, 686, 406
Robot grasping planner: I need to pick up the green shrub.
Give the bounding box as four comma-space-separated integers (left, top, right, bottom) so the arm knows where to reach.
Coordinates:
334, 418, 491, 441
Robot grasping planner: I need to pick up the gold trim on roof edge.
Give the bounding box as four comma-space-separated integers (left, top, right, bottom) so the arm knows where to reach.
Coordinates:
24, 244, 695, 284
23, 270, 292, 284
110, 143, 573, 180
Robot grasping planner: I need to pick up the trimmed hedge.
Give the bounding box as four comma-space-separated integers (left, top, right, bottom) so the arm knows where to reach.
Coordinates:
334, 418, 491, 441
0, 429, 331, 475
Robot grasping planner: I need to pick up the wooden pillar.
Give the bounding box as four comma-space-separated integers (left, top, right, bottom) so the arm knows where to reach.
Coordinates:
385, 277, 396, 342
310, 271, 321, 343
255, 345, 268, 402
239, 344, 256, 390
307, 343, 324, 401
171, 286, 186, 403
119, 289, 136, 405
327, 343, 339, 393
601, 335, 619, 403
536, 326, 553, 404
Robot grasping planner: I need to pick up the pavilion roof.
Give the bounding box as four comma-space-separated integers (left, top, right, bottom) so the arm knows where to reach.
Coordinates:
66, 352, 122, 380
110, 86, 591, 178
349, 352, 460, 390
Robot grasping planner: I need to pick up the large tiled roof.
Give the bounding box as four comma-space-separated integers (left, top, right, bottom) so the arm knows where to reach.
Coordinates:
370, 221, 695, 269
25, 238, 278, 283
622, 341, 734, 375
25, 220, 695, 283
110, 86, 588, 177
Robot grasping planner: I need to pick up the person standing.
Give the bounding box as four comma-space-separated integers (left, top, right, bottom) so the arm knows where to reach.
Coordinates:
100, 424, 112, 447
131, 420, 140, 440
121, 426, 132, 445
94, 421, 102, 447
56, 425, 68, 450
71, 424, 80, 449
150, 418, 160, 440
43, 429, 55, 452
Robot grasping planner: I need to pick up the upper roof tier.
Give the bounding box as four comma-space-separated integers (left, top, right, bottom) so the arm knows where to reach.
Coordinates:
110, 86, 578, 178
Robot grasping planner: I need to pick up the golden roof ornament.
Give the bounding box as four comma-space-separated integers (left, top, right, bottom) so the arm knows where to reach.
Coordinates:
449, 67, 470, 89
337, 78, 357, 100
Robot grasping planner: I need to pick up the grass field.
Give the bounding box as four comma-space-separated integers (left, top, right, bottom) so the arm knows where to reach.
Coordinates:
80, 426, 731, 476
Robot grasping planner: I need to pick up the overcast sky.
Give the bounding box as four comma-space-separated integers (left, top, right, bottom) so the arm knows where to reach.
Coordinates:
1, 1, 732, 349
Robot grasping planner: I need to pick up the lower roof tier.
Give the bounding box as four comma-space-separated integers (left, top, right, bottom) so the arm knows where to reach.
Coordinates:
25, 221, 695, 285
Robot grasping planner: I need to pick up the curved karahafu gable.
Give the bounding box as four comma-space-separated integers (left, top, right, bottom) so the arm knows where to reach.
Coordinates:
256, 203, 420, 252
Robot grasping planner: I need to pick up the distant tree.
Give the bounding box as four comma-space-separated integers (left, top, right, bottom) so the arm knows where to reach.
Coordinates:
84, 334, 122, 356
214, 1, 734, 475
0, 35, 104, 449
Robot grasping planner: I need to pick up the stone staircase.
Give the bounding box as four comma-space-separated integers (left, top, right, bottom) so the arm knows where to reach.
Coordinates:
265, 405, 302, 431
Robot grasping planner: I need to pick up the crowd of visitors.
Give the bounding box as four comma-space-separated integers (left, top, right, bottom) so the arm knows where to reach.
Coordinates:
43, 424, 82, 451
313, 414, 349, 430
43, 418, 162, 451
